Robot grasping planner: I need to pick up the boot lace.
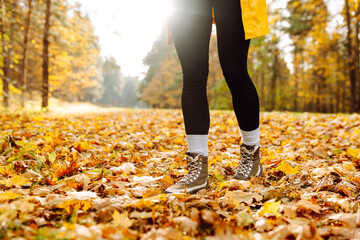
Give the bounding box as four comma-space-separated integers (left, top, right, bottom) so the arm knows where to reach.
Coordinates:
235, 145, 260, 177
178, 153, 202, 184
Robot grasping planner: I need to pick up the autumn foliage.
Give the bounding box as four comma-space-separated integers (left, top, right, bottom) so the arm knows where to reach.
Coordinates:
0, 109, 359, 239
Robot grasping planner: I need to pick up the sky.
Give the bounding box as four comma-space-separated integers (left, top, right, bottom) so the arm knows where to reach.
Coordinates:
71, 0, 343, 79
69, 0, 170, 78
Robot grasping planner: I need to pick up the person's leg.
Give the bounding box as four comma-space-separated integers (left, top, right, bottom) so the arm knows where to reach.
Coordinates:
212, 0, 260, 146
165, 0, 212, 194
213, 0, 262, 180
168, 0, 212, 156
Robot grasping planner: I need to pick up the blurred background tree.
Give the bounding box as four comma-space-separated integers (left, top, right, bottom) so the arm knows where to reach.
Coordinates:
0, 0, 141, 110
0, 0, 359, 113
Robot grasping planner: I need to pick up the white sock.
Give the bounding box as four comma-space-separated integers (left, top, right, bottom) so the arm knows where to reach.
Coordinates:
240, 126, 260, 146
186, 134, 208, 156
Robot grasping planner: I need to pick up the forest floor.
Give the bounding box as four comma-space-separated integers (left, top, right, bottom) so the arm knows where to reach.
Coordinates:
0, 107, 359, 239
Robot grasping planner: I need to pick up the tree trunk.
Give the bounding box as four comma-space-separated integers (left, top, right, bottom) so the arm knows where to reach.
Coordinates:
0, 0, 9, 108
278, 62, 284, 111
270, 46, 278, 110
8, 0, 17, 90
42, 0, 51, 109
293, 46, 299, 111
334, 50, 339, 112
20, 0, 33, 108
356, 3, 360, 112
336, 77, 340, 113
317, 68, 326, 112
345, 0, 357, 112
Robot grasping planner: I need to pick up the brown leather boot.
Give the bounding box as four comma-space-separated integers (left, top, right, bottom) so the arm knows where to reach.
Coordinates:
165, 152, 209, 194
232, 143, 263, 180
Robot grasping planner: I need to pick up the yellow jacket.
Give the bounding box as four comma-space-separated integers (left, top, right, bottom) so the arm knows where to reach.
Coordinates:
168, 0, 270, 44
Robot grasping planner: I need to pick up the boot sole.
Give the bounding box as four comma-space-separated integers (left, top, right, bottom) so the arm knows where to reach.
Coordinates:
165, 178, 210, 195
231, 164, 264, 180
188, 178, 210, 194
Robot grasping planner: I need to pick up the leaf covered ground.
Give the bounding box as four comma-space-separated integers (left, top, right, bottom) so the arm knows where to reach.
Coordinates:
0, 109, 360, 240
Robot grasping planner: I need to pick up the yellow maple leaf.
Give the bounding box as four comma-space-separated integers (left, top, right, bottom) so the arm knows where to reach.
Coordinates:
0, 191, 20, 201
259, 200, 281, 217
353, 128, 360, 135
62, 222, 76, 230
347, 148, 360, 159
57, 200, 92, 214
81, 200, 92, 212
74, 141, 93, 152
112, 210, 133, 228
276, 160, 299, 175
0, 175, 31, 187
0, 165, 15, 176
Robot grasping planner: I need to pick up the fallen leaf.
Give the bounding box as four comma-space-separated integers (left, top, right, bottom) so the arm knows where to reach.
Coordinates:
172, 216, 198, 233
201, 209, 220, 225
0, 191, 20, 202
328, 213, 358, 228
276, 160, 299, 175
140, 227, 181, 240
129, 211, 160, 219
0, 175, 31, 187
112, 210, 133, 228
255, 218, 273, 232
236, 210, 254, 227
294, 200, 321, 214
57, 200, 92, 214
281, 205, 297, 219
259, 200, 281, 217
224, 191, 263, 205
310, 146, 328, 159
347, 148, 360, 159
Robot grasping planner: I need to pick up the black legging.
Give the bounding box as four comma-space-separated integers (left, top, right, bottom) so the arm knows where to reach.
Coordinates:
168, 0, 260, 134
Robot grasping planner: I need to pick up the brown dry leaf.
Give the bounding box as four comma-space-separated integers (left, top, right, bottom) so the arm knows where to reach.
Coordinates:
140, 227, 181, 240
201, 209, 220, 225
268, 223, 322, 240
224, 191, 263, 205
111, 162, 136, 175
294, 199, 322, 214
205, 230, 243, 240
220, 179, 253, 191
325, 197, 352, 212
172, 216, 198, 233
255, 218, 273, 232
281, 205, 298, 219
310, 146, 328, 159
328, 213, 358, 228
129, 211, 160, 219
